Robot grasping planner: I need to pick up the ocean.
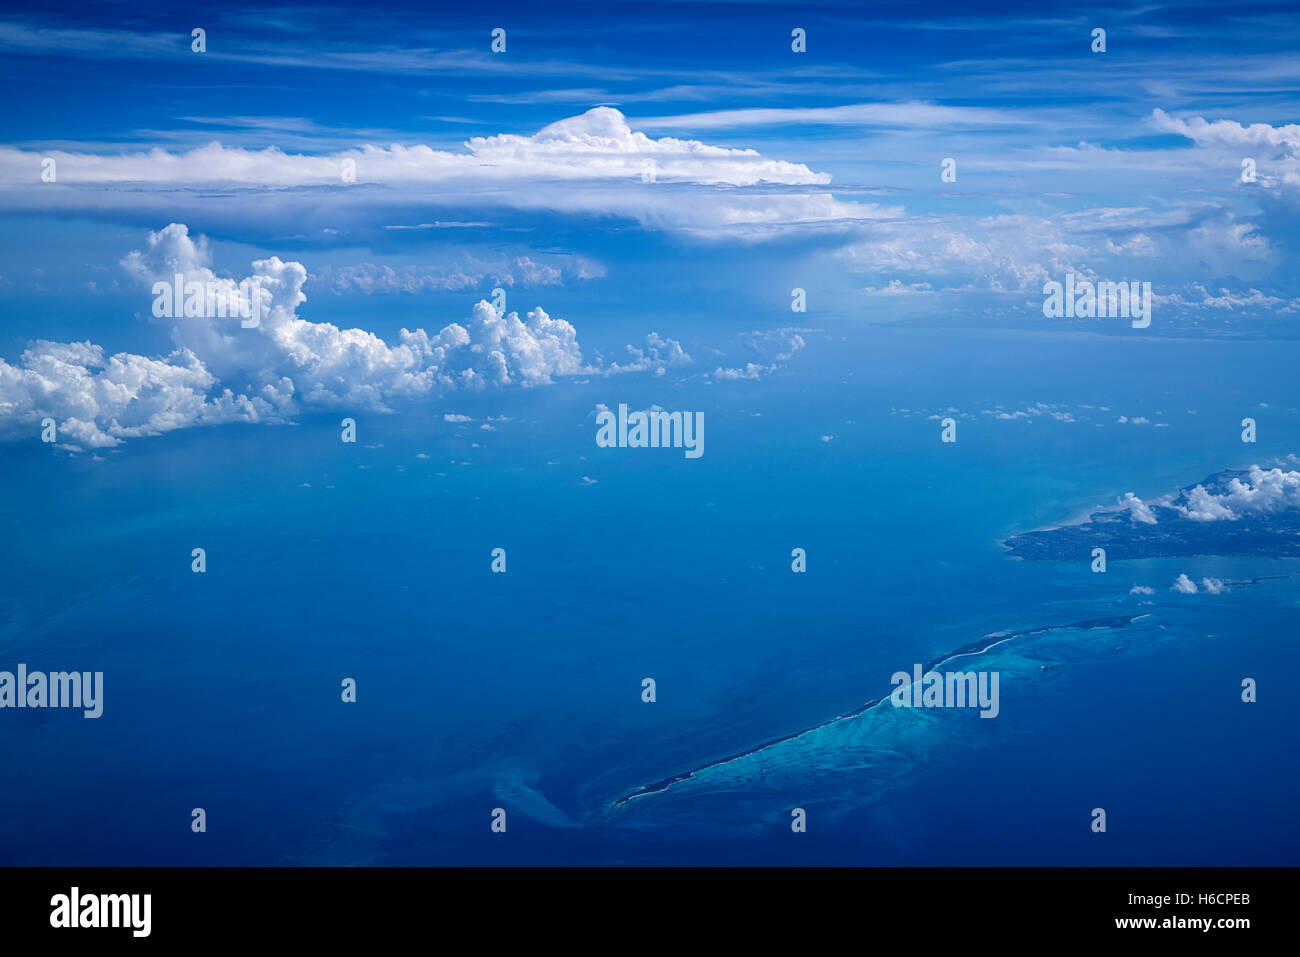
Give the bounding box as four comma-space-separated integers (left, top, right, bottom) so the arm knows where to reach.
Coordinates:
2, 323, 1297, 865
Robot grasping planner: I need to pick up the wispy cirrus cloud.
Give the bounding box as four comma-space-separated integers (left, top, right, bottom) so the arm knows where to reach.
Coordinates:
634, 101, 1030, 131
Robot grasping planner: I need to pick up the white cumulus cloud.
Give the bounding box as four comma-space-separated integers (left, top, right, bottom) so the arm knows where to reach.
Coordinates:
1119, 492, 1158, 525
0, 224, 685, 448
1175, 466, 1300, 521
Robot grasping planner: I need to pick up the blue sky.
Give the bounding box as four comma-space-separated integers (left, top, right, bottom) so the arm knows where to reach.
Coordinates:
1, 0, 1298, 448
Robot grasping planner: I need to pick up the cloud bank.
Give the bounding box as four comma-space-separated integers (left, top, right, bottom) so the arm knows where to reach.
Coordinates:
0, 224, 687, 448
0, 109, 893, 239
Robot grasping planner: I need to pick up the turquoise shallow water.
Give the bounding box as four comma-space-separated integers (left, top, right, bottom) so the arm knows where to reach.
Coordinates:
1, 325, 1297, 864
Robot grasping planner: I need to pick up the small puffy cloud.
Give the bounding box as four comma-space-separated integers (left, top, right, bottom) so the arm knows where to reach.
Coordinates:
1171, 574, 1199, 594
1201, 577, 1227, 594
1178, 485, 1237, 521
1156, 284, 1299, 313
982, 401, 1075, 423
711, 326, 810, 381
607, 332, 692, 375
712, 362, 769, 381
746, 328, 809, 362
861, 279, 933, 296
1129, 585, 1155, 595
1120, 492, 1158, 525
444, 414, 472, 422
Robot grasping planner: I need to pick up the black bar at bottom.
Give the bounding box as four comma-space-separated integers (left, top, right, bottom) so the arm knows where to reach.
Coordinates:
0, 866, 1283, 943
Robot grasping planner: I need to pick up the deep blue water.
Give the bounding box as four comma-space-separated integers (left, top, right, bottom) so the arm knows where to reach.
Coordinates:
2, 325, 1297, 865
